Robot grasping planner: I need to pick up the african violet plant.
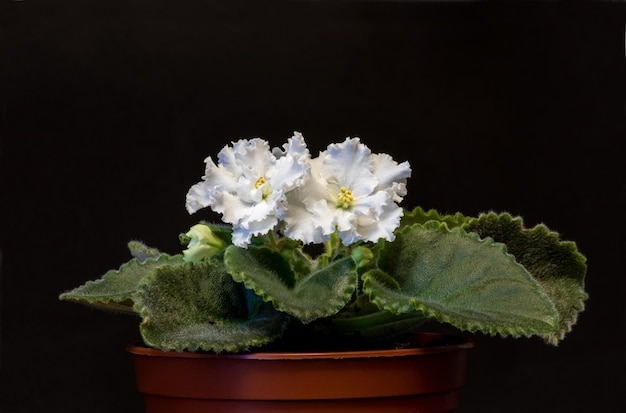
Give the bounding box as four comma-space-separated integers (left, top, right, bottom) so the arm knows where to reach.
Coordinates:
60, 133, 587, 352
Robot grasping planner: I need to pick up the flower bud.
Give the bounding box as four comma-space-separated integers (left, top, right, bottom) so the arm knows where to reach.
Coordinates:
182, 224, 225, 262
351, 246, 374, 269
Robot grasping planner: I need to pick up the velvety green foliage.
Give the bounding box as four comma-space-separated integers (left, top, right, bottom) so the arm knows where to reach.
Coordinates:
59, 211, 588, 351
400, 206, 467, 229
463, 212, 588, 344
225, 245, 358, 324
59, 252, 184, 313
363, 222, 560, 339
127, 240, 162, 263
329, 309, 431, 342
134, 261, 288, 352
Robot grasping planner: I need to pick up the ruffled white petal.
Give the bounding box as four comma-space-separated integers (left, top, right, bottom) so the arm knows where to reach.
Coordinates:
352, 190, 390, 218
322, 138, 376, 197
273, 132, 310, 162
267, 155, 306, 193
372, 153, 412, 202
185, 181, 214, 214
212, 191, 253, 225
231, 138, 274, 176
356, 202, 404, 243
283, 193, 332, 244
282, 157, 335, 244
199, 157, 235, 192
232, 214, 279, 247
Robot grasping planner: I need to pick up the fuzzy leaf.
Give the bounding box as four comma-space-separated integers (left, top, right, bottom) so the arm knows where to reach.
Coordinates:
59, 254, 184, 313
400, 206, 467, 229
363, 222, 559, 338
134, 261, 289, 352
127, 240, 162, 263
329, 310, 431, 342
225, 245, 357, 324
464, 212, 588, 344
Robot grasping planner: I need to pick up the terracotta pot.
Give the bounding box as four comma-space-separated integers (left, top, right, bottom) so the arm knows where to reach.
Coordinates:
128, 332, 473, 413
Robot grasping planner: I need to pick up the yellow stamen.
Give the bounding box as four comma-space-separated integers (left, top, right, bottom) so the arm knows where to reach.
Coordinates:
255, 177, 266, 188
337, 186, 354, 209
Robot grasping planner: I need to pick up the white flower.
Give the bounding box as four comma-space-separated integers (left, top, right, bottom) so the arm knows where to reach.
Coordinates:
272, 131, 310, 164
186, 134, 308, 247
283, 137, 411, 245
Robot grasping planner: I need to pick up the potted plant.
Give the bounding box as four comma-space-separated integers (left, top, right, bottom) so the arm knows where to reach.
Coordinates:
60, 132, 587, 413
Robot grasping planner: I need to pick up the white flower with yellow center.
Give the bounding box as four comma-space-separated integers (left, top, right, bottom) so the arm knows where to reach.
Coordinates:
283, 137, 411, 245
186, 134, 308, 247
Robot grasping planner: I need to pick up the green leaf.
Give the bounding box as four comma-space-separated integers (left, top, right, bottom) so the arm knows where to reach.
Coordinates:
463, 212, 588, 344
59, 254, 184, 313
225, 245, 358, 324
329, 310, 430, 342
134, 261, 289, 352
363, 222, 560, 338
400, 206, 467, 229
127, 240, 162, 263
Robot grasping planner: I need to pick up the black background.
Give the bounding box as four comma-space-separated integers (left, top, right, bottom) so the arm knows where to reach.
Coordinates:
1, 1, 625, 412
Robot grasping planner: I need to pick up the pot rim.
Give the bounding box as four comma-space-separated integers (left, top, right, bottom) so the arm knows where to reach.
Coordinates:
127, 331, 473, 360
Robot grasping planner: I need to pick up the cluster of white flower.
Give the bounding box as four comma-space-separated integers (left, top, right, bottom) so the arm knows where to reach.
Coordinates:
186, 132, 412, 248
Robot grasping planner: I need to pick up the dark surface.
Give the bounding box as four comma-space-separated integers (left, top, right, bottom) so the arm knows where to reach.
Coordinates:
1, 1, 624, 412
